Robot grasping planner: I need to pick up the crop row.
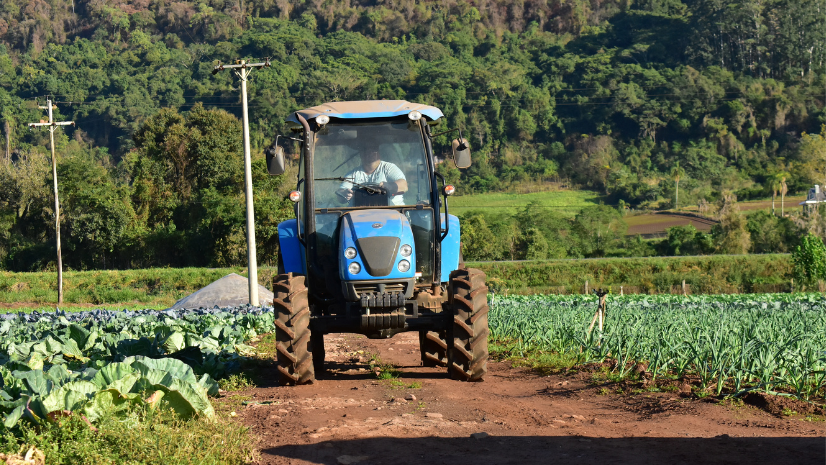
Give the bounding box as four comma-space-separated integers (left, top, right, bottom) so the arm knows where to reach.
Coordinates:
0, 306, 275, 428
488, 293, 826, 400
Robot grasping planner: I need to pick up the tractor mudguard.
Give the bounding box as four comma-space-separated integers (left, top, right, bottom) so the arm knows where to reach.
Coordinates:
277, 219, 306, 275
440, 213, 461, 280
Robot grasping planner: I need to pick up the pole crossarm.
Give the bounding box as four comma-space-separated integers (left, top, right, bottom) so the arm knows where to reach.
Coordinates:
212, 59, 271, 75
28, 121, 75, 128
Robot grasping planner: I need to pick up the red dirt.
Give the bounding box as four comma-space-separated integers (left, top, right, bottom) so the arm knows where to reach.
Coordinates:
234, 332, 825, 465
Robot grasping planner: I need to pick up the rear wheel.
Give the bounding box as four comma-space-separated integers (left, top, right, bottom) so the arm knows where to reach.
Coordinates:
312, 330, 326, 374
419, 331, 448, 367
273, 273, 315, 385
448, 268, 489, 382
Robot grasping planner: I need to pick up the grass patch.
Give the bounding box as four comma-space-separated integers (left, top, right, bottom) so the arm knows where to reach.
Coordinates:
384, 379, 422, 389
0, 266, 284, 307
0, 402, 256, 465
450, 189, 604, 217
470, 254, 794, 294
490, 337, 580, 375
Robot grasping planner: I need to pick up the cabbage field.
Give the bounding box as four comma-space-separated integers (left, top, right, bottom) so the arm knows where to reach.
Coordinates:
0, 293, 823, 432
0, 307, 274, 428
489, 293, 826, 400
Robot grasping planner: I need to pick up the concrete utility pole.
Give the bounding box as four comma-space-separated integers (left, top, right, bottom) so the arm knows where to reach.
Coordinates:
212, 58, 270, 307
28, 100, 74, 304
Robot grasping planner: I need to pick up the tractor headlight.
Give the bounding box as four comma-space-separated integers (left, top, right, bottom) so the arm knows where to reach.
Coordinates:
348, 262, 361, 275
408, 110, 422, 121
397, 260, 410, 272
344, 247, 357, 259
316, 115, 330, 125
400, 244, 412, 257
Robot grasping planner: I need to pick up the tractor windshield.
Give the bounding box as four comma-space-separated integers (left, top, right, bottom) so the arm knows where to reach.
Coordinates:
312, 120, 431, 209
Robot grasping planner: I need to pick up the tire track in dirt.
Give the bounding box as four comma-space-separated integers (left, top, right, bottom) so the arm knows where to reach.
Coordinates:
232, 332, 824, 465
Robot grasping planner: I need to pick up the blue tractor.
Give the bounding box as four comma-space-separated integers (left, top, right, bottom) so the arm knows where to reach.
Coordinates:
266, 100, 488, 385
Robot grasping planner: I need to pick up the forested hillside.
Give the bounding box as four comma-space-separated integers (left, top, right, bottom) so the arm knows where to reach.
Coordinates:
0, 0, 825, 269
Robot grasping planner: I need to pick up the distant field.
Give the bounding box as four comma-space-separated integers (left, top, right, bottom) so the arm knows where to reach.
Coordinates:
739, 195, 806, 212
449, 189, 605, 217
625, 213, 717, 237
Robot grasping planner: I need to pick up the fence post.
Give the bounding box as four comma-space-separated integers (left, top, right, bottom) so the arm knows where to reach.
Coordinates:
585, 280, 589, 294
682, 280, 687, 296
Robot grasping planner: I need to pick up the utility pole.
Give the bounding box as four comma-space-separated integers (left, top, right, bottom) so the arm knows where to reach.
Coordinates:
212, 58, 270, 306
28, 100, 74, 304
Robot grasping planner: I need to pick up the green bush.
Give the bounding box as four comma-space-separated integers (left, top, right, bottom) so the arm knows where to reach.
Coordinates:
792, 233, 826, 288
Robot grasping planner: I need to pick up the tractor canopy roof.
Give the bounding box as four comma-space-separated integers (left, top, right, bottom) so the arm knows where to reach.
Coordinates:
287, 100, 444, 125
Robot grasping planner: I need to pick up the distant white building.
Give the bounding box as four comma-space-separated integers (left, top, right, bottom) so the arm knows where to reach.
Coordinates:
799, 185, 826, 206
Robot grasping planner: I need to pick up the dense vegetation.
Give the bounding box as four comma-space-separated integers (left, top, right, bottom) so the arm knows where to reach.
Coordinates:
0, 0, 825, 270
0, 254, 808, 310
490, 293, 826, 401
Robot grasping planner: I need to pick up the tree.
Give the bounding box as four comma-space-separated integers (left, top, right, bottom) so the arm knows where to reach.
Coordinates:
459, 213, 497, 261
670, 161, 685, 209
792, 233, 826, 289
519, 227, 549, 260
571, 206, 627, 258
713, 207, 751, 254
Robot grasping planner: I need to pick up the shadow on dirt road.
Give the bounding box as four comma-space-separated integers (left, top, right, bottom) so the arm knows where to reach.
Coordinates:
263, 435, 824, 465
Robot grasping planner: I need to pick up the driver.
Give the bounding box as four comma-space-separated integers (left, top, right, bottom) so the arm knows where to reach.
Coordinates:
336, 149, 408, 205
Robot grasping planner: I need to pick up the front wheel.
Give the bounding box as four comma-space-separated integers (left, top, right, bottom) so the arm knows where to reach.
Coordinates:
448, 268, 489, 382
273, 273, 315, 385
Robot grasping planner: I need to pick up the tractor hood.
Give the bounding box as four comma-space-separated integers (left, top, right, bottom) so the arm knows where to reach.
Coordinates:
340, 210, 416, 278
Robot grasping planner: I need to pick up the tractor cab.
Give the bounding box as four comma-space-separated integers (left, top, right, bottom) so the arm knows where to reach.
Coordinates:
266, 101, 487, 386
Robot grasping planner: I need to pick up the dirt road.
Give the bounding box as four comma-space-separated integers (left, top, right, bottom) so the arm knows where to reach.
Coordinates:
234, 332, 824, 465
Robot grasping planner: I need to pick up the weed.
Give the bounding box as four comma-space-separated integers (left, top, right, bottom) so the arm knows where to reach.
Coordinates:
0, 401, 256, 464
369, 355, 399, 380
598, 388, 610, 396
219, 373, 256, 391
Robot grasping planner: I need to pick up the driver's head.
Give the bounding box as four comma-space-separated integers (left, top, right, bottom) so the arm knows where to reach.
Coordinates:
360, 149, 381, 172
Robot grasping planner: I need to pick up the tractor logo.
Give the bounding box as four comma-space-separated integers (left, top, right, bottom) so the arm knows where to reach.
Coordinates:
372, 223, 383, 229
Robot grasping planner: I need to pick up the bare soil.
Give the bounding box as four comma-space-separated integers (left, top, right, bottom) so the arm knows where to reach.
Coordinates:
625, 213, 717, 237
232, 332, 825, 465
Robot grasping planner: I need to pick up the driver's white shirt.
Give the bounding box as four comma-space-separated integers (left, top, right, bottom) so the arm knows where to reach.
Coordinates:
340, 161, 406, 206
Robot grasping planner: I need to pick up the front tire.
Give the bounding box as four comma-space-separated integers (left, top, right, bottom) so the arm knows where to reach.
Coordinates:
448, 268, 489, 382
273, 273, 315, 385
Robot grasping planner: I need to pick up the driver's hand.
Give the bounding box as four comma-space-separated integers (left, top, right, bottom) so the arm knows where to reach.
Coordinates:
379, 182, 394, 195
336, 188, 353, 202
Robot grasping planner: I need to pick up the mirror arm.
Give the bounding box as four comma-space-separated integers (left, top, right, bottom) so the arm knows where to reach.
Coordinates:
429, 127, 459, 138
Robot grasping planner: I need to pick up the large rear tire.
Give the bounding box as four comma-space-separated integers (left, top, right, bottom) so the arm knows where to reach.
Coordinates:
273, 273, 315, 385
312, 330, 326, 374
448, 268, 489, 382
419, 331, 448, 367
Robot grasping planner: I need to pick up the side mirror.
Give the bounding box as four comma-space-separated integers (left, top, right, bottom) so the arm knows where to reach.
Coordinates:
452, 138, 471, 169
266, 144, 286, 176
